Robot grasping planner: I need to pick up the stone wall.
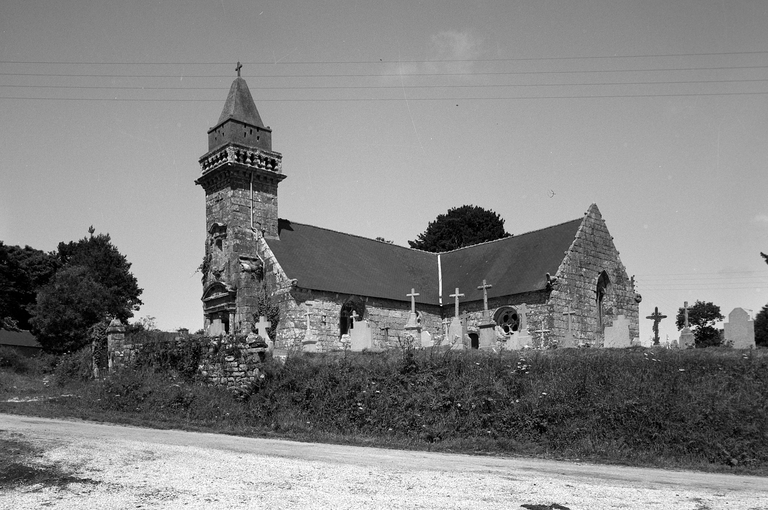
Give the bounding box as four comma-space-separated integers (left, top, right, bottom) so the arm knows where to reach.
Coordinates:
276, 288, 443, 352
547, 205, 640, 346
106, 324, 268, 390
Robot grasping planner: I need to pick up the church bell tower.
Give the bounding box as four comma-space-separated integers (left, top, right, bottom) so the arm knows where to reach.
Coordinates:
195, 63, 285, 335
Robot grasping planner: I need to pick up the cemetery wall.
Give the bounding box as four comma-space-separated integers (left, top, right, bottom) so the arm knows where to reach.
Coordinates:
107, 322, 268, 390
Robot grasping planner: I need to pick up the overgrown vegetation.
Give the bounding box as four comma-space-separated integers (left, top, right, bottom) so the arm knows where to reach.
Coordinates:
2, 346, 767, 475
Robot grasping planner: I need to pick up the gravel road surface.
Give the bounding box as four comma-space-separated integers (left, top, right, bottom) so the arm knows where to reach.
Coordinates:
1, 414, 766, 509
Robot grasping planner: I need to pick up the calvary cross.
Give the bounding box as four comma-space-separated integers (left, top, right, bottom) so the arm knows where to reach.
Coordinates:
407, 288, 420, 313
645, 306, 667, 345
477, 279, 492, 314
449, 287, 464, 318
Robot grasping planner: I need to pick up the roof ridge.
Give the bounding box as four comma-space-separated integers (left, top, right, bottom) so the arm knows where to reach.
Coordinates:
278, 218, 437, 256
438, 216, 583, 254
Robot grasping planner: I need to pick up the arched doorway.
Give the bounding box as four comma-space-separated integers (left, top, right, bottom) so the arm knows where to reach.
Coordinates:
339, 296, 366, 337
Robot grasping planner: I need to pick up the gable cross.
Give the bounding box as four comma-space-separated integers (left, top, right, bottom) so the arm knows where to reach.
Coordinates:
645, 306, 667, 345
449, 287, 464, 318
236, 61, 243, 77
407, 288, 420, 313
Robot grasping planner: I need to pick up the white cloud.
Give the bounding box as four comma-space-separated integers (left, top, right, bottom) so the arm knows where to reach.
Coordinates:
752, 214, 768, 225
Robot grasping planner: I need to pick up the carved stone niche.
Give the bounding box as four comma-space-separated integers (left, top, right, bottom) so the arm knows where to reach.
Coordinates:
208, 222, 228, 250
202, 281, 236, 336
238, 255, 264, 280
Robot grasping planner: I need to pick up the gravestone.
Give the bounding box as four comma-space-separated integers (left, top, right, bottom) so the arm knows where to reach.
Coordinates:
350, 318, 374, 351
420, 330, 433, 348
604, 315, 631, 348
477, 280, 496, 349
509, 303, 532, 349
448, 288, 467, 349
404, 288, 422, 332
678, 301, 695, 349
723, 308, 755, 349
253, 315, 273, 351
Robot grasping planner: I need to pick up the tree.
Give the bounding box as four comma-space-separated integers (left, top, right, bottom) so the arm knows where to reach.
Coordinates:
0, 242, 59, 330
55, 230, 143, 321
30, 266, 111, 353
676, 300, 724, 348
408, 205, 510, 252
28, 229, 143, 353
755, 304, 768, 348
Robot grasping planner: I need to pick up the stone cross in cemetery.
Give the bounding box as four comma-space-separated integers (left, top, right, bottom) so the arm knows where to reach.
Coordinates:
405, 288, 422, 331
561, 306, 577, 348
477, 280, 493, 321
254, 315, 272, 345
448, 288, 465, 349
449, 287, 464, 318
646, 306, 667, 345
534, 317, 550, 347
678, 301, 695, 349
477, 280, 497, 349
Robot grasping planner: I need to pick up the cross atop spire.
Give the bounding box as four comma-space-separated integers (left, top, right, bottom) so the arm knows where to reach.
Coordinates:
236, 61, 242, 77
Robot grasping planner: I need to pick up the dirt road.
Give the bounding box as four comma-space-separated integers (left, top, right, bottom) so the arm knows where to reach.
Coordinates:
1, 413, 766, 509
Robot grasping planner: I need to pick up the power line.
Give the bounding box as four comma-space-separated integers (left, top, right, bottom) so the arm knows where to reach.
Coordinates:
2, 64, 768, 79
2, 50, 768, 65
3, 91, 768, 102
4, 78, 768, 91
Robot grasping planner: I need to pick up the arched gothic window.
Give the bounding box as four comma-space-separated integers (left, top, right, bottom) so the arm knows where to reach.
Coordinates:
596, 271, 611, 331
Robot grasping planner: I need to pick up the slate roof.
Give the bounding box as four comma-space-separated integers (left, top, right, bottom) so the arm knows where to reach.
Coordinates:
217, 77, 265, 127
0, 330, 42, 349
265, 215, 584, 307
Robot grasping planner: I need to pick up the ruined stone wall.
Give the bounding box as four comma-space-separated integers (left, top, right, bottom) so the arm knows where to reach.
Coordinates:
546, 206, 640, 346
107, 327, 268, 390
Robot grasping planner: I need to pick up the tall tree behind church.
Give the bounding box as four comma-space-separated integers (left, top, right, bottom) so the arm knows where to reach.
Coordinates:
408, 205, 510, 253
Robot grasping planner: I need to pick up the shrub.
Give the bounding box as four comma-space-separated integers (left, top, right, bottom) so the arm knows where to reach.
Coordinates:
0, 346, 33, 373
54, 347, 93, 384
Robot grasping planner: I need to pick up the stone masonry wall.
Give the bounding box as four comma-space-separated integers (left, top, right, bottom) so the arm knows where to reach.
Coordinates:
547, 205, 640, 346
277, 288, 443, 352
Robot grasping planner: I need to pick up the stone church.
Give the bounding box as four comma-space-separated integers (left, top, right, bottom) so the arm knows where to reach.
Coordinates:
196, 73, 641, 350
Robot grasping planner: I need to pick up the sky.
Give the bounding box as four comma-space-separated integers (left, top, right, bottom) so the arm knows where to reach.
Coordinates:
1, 0, 767, 342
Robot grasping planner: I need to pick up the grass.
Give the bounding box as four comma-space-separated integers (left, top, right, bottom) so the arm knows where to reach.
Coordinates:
1, 345, 767, 476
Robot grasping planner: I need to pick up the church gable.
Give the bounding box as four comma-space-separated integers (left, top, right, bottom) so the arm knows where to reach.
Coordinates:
547, 204, 640, 344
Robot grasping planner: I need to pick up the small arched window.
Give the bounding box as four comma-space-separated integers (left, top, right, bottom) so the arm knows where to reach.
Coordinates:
596, 271, 611, 331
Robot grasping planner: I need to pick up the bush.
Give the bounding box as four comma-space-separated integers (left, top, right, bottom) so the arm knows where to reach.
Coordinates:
54, 347, 93, 384
0, 346, 33, 373
128, 331, 207, 380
